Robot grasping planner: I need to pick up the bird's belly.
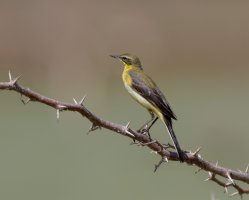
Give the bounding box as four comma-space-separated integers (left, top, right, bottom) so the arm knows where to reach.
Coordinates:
124, 83, 162, 118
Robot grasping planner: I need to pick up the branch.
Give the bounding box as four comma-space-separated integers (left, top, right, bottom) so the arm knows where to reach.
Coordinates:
1, 71, 249, 197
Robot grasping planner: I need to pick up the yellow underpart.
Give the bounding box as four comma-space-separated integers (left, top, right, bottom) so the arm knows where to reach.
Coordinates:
124, 82, 164, 121
122, 64, 164, 122
122, 64, 133, 86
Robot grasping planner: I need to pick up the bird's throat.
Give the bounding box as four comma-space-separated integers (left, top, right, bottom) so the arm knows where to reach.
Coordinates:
122, 65, 133, 85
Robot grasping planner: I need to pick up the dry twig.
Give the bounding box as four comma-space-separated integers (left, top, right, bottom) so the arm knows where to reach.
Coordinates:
1, 72, 249, 197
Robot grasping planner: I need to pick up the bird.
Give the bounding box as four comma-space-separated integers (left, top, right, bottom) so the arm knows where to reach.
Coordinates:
110, 53, 184, 162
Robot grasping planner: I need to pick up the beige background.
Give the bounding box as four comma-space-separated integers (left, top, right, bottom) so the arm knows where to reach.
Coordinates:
0, 1, 249, 199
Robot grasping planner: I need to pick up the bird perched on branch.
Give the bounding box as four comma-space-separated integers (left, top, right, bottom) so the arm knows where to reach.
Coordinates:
110, 53, 184, 162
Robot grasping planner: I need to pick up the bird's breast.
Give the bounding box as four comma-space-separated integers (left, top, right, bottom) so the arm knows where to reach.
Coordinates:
124, 83, 163, 120
122, 66, 133, 86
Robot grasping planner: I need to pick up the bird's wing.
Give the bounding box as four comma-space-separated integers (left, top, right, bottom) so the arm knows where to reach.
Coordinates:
129, 70, 177, 120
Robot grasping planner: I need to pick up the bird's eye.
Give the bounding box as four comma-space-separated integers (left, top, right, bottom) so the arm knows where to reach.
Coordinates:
122, 56, 128, 61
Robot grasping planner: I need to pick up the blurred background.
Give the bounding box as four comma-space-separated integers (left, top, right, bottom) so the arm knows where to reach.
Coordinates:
0, 1, 249, 199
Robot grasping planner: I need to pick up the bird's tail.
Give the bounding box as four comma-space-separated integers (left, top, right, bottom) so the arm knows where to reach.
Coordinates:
163, 115, 184, 162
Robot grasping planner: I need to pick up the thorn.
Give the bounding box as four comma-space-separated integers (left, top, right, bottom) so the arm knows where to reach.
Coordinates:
224, 186, 228, 193
192, 147, 202, 156
154, 157, 168, 172
73, 98, 78, 104
208, 171, 213, 176
230, 191, 239, 197
226, 171, 235, 185
8, 70, 12, 81
204, 172, 213, 181
216, 161, 218, 166
124, 129, 135, 138
56, 109, 60, 120
245, 164, 249, 173
57, 104, 67, 111
150, 150, 158, 154
73, 95, 86, 106
56, 105, 67, 121
211, 192, 215, 200
79, 95, 87, 105
125, 121, 130, 129
21, 96, 31, 105
8, 71, 21, 84
124, 121, 135, 137
225, 182, 232, 187
12, 75, 22, 84
87, 123, 101, 134
20, 94, 31, 105
163, 157, 168, 162
204, 177, 211, 182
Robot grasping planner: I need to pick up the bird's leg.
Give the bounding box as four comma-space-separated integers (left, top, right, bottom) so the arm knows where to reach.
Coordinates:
137, 112, 158, 139
146, 116, 158, 131
145, 117, 158, 140
137, 112, 155, 132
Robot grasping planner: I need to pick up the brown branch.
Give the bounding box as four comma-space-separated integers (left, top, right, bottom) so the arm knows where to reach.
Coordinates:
205, 171, 249, 197
1, 72, 249, 197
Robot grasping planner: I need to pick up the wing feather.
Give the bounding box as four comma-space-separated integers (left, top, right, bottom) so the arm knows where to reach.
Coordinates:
129, 71, 177, 120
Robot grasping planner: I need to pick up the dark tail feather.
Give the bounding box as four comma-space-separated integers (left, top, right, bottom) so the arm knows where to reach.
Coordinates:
163, 116, 184, 162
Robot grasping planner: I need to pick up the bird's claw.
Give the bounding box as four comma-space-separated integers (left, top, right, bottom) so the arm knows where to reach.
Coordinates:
162, 143, 175, 150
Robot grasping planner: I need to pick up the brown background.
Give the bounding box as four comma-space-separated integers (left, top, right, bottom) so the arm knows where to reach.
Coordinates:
0, 1, 249, 199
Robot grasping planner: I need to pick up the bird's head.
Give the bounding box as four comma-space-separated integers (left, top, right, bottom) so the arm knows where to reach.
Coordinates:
110, 53, 142, 69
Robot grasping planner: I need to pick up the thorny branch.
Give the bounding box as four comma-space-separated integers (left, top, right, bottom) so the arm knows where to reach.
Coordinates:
1, 72, 249, 197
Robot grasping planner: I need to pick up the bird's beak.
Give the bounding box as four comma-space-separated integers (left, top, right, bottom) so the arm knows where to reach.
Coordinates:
109, 54, 120, 59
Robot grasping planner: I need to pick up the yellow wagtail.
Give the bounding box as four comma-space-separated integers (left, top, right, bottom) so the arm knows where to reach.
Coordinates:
110, 53, 184, 162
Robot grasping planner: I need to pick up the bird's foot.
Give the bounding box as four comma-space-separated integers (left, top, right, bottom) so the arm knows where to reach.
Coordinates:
162, 143, 175, 150
130, 140, 157, 146
137, 124, 149, 133
137, 127, 152, 141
